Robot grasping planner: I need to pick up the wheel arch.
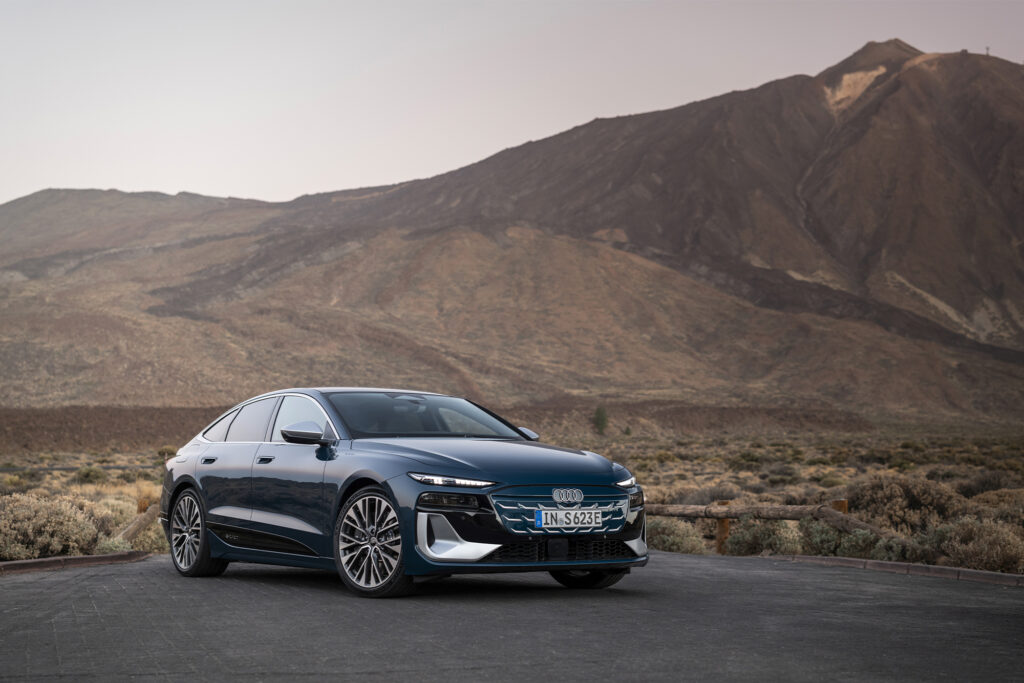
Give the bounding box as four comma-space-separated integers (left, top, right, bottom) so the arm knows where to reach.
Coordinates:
168, 476, 201, 515
333, 475, 389, 521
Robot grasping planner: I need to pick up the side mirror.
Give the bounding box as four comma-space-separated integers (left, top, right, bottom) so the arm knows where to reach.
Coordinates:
519, 427, 540, 441
280, 421, 332, 446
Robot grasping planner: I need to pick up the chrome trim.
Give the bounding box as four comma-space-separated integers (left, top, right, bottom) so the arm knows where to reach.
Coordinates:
250, 509, 321, 535
416, 512, 502, 562
490, 493, 629, 535
624, 536, 648, 556
194, 392, 342, 445
207, 505, 252, 522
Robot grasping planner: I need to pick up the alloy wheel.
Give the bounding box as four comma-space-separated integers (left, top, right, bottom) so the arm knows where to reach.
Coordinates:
338, 494, 402, 589
171, 493, 202, 571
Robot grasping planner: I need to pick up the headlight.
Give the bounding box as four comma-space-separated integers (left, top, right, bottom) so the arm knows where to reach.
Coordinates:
616, 475, 636, 488
408, 473, 495, 488
629, 489, 644, 507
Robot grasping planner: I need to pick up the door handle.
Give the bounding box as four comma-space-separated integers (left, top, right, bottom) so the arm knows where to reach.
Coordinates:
201, 457, 217, 465
256, 456, 275, 464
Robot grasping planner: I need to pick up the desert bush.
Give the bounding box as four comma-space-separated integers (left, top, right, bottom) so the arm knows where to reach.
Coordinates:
670, 484, 740, 506
836, 529, 880, 559
870, 538, 908, 562
94, 535, 133, 555
591, 406, 608, 435
971, 488, 1024, 523
646, 517, 705, 554
818, 474, 845, 488
725, 516, 800, 556
928, 517, 1024, 573
131, 520, 170, 554
726, 451, 764, 471
157, 445, 177, 458
956, 471, 1013, 498
0, 493, 99, 560
72, 466, 107, 484
798, 518, 841, 556
845, 474, 967, 536
766, 463, 800, 486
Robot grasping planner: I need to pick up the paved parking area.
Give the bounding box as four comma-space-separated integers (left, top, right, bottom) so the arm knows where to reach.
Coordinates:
1, 552, 1021, 681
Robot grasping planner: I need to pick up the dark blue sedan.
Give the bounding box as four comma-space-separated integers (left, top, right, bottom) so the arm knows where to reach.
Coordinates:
159, 388, 648, 597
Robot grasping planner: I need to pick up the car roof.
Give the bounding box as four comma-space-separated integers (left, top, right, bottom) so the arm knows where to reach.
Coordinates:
257, 387, 448, 398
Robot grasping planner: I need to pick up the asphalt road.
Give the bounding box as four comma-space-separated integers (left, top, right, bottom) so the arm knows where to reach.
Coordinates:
1, 551, 1021, 681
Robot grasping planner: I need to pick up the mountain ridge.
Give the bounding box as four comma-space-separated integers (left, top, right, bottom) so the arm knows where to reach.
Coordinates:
2, 40, 1023, 420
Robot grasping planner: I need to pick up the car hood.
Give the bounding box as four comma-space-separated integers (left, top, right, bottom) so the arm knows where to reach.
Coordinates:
352, 438, 622, 485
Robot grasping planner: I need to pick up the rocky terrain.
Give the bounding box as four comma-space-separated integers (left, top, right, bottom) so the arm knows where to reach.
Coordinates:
1, 40, 1023, 422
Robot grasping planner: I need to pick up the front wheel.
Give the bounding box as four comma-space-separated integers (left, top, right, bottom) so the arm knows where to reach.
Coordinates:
550, 569, 628, 589
169, 489, 228, 577
333, 486, 414, 598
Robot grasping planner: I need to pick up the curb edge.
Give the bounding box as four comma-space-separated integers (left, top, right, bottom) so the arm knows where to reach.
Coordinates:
0, 551, 152, 577
771, 554, 1023, 587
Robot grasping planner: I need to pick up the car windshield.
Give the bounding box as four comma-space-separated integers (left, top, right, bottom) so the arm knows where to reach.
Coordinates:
327, 392, 523, 439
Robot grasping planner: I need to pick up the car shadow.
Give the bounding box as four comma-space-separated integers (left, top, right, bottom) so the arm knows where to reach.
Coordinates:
214, 563, 648, 601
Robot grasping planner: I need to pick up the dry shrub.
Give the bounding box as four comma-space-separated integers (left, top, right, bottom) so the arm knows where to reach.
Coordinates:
725, 516, 800, 556
845, 474, 967, 536
131, 519, 170, 554
971, 488, 1024, 523
646, 517, 705, 554
72, 466, 107, 484
836, 529, 880, 559
669, 484, 740, 506
798, 518, 841, 556
0, 493, 99, 560
95, 536, 133, 554
957, 471, 1017, 498
930, 517, 1024, 574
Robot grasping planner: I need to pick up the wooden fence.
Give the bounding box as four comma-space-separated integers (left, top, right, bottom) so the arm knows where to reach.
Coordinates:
646, 499, 907, 554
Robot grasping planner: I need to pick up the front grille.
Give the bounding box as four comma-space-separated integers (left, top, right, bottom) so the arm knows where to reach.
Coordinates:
481, 539, 636, 563
491, 491, 629, 535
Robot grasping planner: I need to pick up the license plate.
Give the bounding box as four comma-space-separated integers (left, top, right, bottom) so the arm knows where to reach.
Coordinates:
534, 509, 602, 529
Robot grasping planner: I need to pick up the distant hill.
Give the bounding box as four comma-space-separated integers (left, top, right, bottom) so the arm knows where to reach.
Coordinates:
1, 40, 1023, 421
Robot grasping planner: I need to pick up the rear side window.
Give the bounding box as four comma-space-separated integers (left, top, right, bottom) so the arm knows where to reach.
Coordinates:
271, 396, 335, 442
203, 409, 237, 442
226, 398, 278, 442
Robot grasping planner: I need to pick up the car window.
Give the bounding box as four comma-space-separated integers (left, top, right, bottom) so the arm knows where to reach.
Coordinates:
437, 407, 494, 435
328, 392, 521, 439
271, 395, 334, 442
203, 409, 237, 442
225, 398, 278, 442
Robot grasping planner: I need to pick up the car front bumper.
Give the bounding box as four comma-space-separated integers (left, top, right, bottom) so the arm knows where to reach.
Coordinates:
392, 477, 649, 576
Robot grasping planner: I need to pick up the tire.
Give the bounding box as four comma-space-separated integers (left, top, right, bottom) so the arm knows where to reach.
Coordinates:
333, 486, 415, 598
549, 568, 628, 589
169, 489, 228, 577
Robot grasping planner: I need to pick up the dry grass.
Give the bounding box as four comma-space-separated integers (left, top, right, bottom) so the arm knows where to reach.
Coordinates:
2, 406, 1022, 571
0, 464, 167, 560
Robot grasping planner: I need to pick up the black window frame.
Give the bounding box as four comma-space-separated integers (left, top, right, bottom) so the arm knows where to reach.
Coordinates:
202, 408, 239, 442
224, 396, 281, 443
268, 394, 339, 443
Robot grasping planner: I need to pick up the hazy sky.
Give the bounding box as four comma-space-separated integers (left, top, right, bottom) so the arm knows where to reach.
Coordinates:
2, 1, 1021, 206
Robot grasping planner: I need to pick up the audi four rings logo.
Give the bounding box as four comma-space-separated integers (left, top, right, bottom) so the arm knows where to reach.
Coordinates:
552, 488, 584, 504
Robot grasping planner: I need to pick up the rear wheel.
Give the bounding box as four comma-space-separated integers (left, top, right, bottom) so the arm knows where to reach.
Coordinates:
550, 569, 627, 589
169, 489, 228, 577
333, 486, 415, 598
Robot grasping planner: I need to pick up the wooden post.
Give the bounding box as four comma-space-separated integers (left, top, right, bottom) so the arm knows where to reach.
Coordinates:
715, 500, 730, 554
830, 499, 848, 514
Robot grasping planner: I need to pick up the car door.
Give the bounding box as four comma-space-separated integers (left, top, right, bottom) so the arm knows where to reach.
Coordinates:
198, 397, 280, 527
250, 394, 337, 555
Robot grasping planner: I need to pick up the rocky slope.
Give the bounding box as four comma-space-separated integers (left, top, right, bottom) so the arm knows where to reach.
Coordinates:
1, 40, 1022, 421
